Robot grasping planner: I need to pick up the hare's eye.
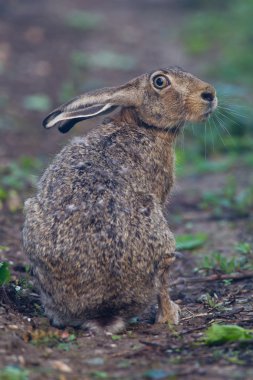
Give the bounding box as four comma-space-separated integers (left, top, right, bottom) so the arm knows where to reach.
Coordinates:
153, 75, 170, 89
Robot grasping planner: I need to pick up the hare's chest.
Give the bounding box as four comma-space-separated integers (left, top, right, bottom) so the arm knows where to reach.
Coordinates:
149, 154, 175, 203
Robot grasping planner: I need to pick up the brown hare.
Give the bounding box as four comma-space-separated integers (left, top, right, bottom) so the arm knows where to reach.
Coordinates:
23, 67, 217, 333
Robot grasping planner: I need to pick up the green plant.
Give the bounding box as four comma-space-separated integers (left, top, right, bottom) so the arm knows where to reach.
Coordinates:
91, 371, 109, 379
0, 156, 43, 211
176, 233, 207, 251
111, 334, 122, 341
200, 176, 253, 217
184, 0, 253, 86
0, 262, 11, 286
199, 293, 223, 310
201, 252, 250, 274
182, 0, 253, 161
0, 366, 29, 380
235, 242, 252, 255
204, 324, 253, 345
0, 245, 9, 252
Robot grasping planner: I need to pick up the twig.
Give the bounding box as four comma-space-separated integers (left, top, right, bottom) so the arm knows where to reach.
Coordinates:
172, 271, 253, 286
181, 312, 210, 321
213, 307, 244, 319
181, 325, 209, 335
139, 340, 165, 349
109, 347, 147, 358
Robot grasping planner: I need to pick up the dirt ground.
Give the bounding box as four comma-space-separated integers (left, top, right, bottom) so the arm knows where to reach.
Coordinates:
0, 1, 253, 379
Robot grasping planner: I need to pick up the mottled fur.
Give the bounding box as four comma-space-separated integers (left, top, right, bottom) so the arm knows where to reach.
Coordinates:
23, 67, 216, 333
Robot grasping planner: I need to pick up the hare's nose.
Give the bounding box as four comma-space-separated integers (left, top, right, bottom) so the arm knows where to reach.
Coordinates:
201, 89, 215, 102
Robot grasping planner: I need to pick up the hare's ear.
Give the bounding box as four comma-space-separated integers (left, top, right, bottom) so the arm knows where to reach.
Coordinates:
42, 82, 140, 133
43, 102, 118, 134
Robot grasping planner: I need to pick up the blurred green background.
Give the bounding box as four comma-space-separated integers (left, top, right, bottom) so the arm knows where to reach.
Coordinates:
0, 0, 252, 211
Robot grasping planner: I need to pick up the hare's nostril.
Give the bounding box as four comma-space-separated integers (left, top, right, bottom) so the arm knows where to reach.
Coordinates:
201, 91, 215, 102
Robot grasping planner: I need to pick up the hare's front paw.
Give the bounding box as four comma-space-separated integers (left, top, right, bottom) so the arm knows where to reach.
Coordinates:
156, 300, 180, 325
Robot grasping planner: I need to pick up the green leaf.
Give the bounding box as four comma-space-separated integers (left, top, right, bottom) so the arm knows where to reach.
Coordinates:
111, 334, 122, 341
204, 323, 253, 345
23, 94, 51, 112
176, 233, 208, 251
0, 187, 8, 201
0, 262, 11, 286
0, 246, 9, 251
0, 366, 29, 380
91, 371, 108, 379
67, 333, 76, 342
235, 242, 252, 254
0, 156, 44, 198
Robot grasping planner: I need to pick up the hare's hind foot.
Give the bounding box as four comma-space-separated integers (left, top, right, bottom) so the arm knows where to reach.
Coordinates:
48, 310, 126, 335
155, 299, 180, 325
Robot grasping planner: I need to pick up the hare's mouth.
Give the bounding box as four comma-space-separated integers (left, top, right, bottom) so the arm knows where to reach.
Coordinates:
201, 104, 217, 120
202, 110, 213, 119
194, 110, 213, 123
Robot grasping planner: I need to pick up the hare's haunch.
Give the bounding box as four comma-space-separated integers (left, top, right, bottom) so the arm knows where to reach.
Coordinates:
23, 67, 217, 333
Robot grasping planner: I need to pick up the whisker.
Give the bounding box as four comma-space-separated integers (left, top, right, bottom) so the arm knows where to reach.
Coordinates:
204, 122, 207, 159
216, 109, 242, 128
182, 125, 185, 152
208, 117, 215, 153
213, 114, 226, 147
217, 96, 249, 109
190, 122, 196, 136
215, 112, 235, 144
217, 105, 248, 119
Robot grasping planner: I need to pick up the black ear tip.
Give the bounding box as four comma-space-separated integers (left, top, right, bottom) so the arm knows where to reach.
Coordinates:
42, 117, 49, 128
58, 123, 73, 133
58, 119, 81, 133
42, 110, 62, 128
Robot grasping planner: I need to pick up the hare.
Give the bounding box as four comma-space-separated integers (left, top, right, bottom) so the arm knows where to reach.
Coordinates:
23, 67, 217, 333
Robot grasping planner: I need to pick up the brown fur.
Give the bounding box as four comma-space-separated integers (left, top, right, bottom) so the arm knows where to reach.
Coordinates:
23, 67, 217, 332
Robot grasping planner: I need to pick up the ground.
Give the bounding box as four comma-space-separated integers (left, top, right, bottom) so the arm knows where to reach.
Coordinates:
0, 1, 253, 379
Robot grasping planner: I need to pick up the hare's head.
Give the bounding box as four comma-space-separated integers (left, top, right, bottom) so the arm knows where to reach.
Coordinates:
43, 67, 217, 133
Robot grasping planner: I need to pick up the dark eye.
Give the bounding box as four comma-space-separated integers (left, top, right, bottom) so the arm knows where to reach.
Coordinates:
153, 75, 170, 89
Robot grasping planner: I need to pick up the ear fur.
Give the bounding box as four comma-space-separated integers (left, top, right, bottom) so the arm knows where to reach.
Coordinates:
42, 80, 141, 133
43, 103, 118, 133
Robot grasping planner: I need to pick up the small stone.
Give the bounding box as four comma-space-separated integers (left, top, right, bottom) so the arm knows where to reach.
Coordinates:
50, 360, 72, 373
18, 355, 25, 365
9, 325, 19, 330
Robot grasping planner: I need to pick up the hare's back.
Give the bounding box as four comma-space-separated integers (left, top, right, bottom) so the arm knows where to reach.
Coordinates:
25, 131, 175, 271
